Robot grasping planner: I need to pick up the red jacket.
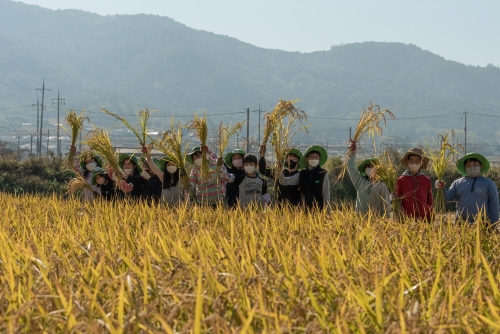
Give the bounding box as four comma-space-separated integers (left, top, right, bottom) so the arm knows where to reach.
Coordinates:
396, 171, 433, 220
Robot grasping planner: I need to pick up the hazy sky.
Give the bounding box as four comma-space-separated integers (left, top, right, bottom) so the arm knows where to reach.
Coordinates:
14, 0, 500, 66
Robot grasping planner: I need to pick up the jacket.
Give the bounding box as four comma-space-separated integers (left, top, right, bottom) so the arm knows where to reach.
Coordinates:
279, 166, 330, 210
258, 157, 301, 206
396, 170, 433, 220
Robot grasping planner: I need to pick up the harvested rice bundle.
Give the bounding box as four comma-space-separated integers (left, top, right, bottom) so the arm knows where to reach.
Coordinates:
67, 174, 93, 195
64, 109, 88, 170
262, 98, 306, 146
150, 118, 191, 190
101, 107, 154, 145
339, 102, 395, 180
186, 113, 210, 180
373, 150, 401, 216
85, 128, 122, 185
425, 132, 459, 213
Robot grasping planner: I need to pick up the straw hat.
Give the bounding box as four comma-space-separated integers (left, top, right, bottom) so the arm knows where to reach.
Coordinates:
400, 148, 429, 169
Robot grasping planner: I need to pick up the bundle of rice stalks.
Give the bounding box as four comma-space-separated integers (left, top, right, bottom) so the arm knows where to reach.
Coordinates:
425, 132, 458, 213
64, 109, 88, 170
373, 150, 401, 217
217, 121, 245, 157
271, 118, 309, 168
186, 113, 210, 180
339, 102, 395, 180
67, 174, 93, 195
85, 128, 122, 185
101, 107, 154, 145
262, 98, 306, 146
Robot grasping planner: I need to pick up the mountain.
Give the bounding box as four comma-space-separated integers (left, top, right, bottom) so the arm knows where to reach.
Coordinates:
1, 0, 500, 155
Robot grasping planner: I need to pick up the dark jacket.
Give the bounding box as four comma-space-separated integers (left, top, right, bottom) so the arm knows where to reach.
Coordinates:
258, 157, 300, 206
124, 172, 146, 199
97, 177, 121, 201
225, 166, 246, 207
143, 173, 162, 203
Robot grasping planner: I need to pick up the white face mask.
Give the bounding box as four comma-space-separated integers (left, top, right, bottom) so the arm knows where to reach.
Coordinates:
124, 168, 134, 175
466, 166, 481, 178
166, 165, 178, 174
194, 158, 202, 167
308, 159, 320, 167
86, 162, 97, 171
408, 163, 421, 173
365, 167, 373, 177
244, 165, 255, 174
232, 159, 243, 168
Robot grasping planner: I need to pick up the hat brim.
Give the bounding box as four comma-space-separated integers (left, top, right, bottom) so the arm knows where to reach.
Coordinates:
358, 158, 379, 176
456, 153, 490, 176
299, 146, 327, 169
224, 150, 246, 167
80, 154, 103, 170
118, 154, 143, 173
158, 156, 175, 171
400, 152, 430, 170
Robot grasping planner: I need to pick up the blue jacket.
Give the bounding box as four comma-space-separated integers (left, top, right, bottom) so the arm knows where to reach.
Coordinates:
443, 176, 499, 223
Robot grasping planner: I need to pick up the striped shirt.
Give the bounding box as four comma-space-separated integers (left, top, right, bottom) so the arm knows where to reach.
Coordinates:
189, 151, 234, 204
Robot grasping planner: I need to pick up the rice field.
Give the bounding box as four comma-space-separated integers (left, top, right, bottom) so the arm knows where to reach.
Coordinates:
1, 193, 499, 333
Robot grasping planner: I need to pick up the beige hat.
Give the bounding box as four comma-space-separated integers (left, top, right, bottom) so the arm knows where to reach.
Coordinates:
400, 147, 430, 169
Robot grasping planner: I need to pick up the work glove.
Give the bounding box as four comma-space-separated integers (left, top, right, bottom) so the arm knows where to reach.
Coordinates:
389, 192, 399, 201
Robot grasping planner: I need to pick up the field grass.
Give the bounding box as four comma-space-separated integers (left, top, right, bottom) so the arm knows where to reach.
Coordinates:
1, 193, 499, 333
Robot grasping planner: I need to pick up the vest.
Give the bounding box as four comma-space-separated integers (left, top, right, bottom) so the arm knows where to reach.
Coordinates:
298, 166, 327, 209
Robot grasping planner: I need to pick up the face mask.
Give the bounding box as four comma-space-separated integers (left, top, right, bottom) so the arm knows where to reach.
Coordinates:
96, 176, 106, 185
408, 163, 421, 173
466, 166, 481, 178
194, 158, 202, 167
244, 165, 255, 174
365, 168, 373, 177
124, 168, 134, 175
288, 160, 298, 170
232, 159, 243, 168
167, 165, 178, 174
86, 162, 97, 171
308, 159, 320, 167
141, 171, 151, 180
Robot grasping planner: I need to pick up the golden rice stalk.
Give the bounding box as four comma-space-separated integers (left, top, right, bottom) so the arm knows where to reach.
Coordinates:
425, 132, 457, 214
217, 121, 245, 157
67, 174, 93, 195
271, 118, 309, 167
262, 98, 306, 146
101, 107, 154, 145
373, 150, 401, 217
85, 128, 122, 184
186, 113, 210, 180
339, 101, 395, 180
150, 118, 191, 190
64, 109, 88, 170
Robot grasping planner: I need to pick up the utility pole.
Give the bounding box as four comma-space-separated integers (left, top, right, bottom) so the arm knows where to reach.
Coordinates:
236, 132, 239, 148
349, 127, 352, 140
52, 91, 65, 157
258, 104, 261, 147
36, 79, 51, 157
246, 108, 250, 153
30, 134, 34, 155
36, 98, 40, 155
46, 129, 50, 154
463, 108, 468, 154
17, 136, 20, 157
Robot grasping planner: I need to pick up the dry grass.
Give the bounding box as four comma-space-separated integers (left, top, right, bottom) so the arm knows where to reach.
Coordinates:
1, 193, 499, 332
101, 107, 154, 145
261, 98, 307, 146
63, 109, 88, 170
186, 114, 210, 180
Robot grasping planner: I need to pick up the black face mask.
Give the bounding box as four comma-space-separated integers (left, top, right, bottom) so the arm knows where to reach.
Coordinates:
288, 160, 298, 169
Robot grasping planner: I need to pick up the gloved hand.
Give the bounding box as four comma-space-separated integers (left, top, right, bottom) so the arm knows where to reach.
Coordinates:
389, 192, 399, 201
435, 180, 445, 190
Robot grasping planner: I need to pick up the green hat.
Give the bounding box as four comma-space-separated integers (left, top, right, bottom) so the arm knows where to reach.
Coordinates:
157, 156, 176, 171
79, 154, 103, 170
186, 146, 202, 165
283, 148, 302, 168
224, 149, 246, 167
358, 158, 379, 176
118, 154, 143, 173
91, 167, 108, 185
140, 156, 159, 167
299, 146, 328, 169
456, 152, 490, 176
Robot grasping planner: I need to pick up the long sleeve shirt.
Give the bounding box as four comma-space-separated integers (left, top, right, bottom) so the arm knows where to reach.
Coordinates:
258, 157, 301, 205
279, 167, 330, 208
396, 171, 433, 220
347, 153, 390, 215
443, 176, 499, 224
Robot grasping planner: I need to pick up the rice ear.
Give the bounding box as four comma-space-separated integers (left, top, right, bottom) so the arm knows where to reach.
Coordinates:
64, 109, 88, 170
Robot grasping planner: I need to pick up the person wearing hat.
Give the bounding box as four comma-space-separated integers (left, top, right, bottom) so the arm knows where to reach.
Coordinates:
347, 141, 390, 215
278, 145, 330, 210
187, 145, 234, 206
91, 167, 121, 201
391, 147, 433, 221
258, 145, 302, 206
224, 148, 246, 207
118, 153, 146, 200
70, 145, 103, 202
141, 145, 186, 205
435, 153, 499, 225
141, 156, 162, 203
